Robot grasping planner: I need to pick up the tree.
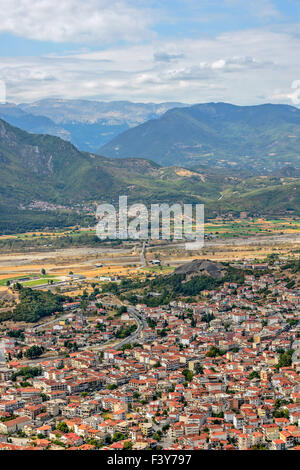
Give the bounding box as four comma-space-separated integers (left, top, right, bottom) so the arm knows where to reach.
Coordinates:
287, 319, 298, 327
146, 318, 157, 329
248, 371, 260, 380
113, 432, 126, 442
64, 340, 78, 352
11, 366, 42, 382
12, 287, 65, 322
276, 349, 294, 370
106, 384, 117, 390
87, 438, 104, 449
40, 393, 49, 402
206, 346, 225, 357
41, 268, 46, 275
24, 345, 44, 359
202, 313, 215, 323
273, 409, 289, 419
195, 364, 204, 374
13, 282, 23, 291
157, 328, 167, 338
182, 368, 194, 382
123, 441, 133, 450
115, 324, 137, 339
117, 306, 127, 315
56, 422, 69, 433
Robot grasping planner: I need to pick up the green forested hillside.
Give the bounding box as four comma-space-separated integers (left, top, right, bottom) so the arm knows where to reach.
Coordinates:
0, 118, 299, 233
100, 102, 300, 172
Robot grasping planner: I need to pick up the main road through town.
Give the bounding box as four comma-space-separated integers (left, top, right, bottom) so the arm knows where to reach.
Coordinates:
20, 303, 146, 365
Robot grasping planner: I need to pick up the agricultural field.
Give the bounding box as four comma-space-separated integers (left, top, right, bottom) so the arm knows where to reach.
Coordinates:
0, 274, 60, 286
143, 266, 175, 274
205, 217, 300, 238
20, 278, 60, 287
0, 217, 298, 301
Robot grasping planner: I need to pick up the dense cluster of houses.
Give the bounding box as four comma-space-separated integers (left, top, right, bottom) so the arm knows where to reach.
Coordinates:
0, 265, 299, 450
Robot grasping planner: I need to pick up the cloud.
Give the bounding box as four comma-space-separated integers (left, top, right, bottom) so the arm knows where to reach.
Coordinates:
0, 80, 6, 103
161, 55, 275, 83
0, 0, 153, 44
154, 51, 185, 63
1, 28, 299, 106
271, 81, 300, 105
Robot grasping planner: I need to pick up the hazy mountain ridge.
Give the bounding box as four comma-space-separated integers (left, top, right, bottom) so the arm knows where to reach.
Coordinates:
0, 103, 70, 141
19, 99, 186, 125
0, 99, 186, 153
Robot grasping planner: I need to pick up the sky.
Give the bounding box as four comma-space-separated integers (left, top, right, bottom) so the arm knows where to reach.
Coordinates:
1, 0, 300, 105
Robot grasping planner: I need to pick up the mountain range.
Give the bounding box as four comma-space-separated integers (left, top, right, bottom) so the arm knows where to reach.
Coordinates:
0, 103, 299, 233
100, 102, 300, 173
0, 117, 223, 232
2, 100, 300, 175
0, 99, 185, 154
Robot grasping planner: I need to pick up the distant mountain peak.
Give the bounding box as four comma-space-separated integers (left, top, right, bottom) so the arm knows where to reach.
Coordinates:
99, 101, 300, 173
0, 99, 185, 153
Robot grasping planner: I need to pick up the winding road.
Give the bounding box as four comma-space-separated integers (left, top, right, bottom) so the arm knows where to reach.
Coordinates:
140, 241, 147, 267
19, 303, 146, 365
114, 306, 147, 350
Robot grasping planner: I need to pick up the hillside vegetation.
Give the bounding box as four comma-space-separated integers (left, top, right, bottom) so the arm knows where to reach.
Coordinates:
100, 102, 300, 172
0, 116, 299, 233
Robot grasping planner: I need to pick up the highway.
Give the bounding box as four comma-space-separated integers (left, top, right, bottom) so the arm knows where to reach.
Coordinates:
114, 306, 146, 350
140, 241, 147, 267
88, 304, 146, 351
18, 303, 146, 365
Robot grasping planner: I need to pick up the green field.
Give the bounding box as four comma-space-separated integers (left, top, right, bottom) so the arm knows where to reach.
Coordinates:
143, 266, 174, 273
0, 274, 60, 286
21, 278, 60, 287
0, 217, 299, 255
204, 218, 300, 238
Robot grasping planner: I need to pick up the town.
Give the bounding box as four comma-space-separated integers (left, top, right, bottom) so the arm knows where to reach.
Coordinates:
0, 257, 299, 451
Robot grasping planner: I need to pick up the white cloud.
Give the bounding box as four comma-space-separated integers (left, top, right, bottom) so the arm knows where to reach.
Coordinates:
0, 0, 153, 43
271, 81, 300, 105
0, 80, 6, 103
1, 28, 300, 105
